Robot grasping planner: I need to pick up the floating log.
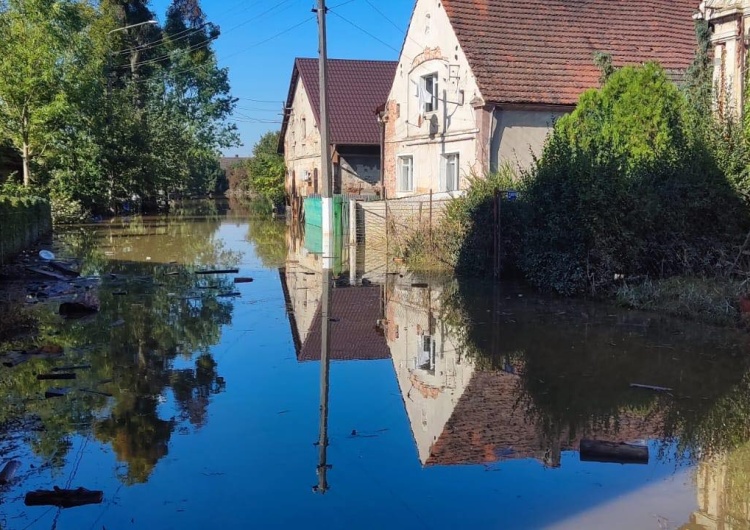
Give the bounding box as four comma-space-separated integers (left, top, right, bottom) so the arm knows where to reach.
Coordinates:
630, 383, 672, 393
26, 267, 70, 281
217, 292, 241, 298
411, 283, 429, 288
195, 268, 239, 275
52, 365, 91, 372
234, 277, 254, 284
45, 388, 70, 399
580, 439, 649, 464
37, 373, 76, 381
79, 387, 110, 396
59, 301, 99, 318
24, 487, 103, 508
48, 261, 80, 278
0, 461, 21, 484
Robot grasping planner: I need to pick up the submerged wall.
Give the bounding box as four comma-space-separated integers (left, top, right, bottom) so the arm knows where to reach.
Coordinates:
0, 196, 52, 264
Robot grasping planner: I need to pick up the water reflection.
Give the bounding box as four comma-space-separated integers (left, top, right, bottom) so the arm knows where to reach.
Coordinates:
3, 204, 240, 485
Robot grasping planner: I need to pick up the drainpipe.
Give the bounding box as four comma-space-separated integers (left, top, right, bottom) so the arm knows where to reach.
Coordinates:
378, 109, 386, 199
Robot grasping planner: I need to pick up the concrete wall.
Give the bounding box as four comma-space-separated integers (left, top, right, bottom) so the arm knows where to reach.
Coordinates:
336, 152, 381, 196
383, 0, 485, 198
491, 109, 565, 173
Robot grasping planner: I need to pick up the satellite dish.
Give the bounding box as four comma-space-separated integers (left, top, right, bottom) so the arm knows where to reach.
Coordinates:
39, 250, 55, 261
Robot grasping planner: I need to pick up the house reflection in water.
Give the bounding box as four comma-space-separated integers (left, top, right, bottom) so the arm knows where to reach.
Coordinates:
280, 232, 389, 362
383, 276, 662, 468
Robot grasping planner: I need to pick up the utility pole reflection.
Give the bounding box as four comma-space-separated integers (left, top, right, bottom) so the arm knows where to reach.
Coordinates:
315, 268, 333, 494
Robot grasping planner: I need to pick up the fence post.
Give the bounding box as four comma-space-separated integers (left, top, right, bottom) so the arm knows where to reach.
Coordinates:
349, 199, 357, 286
429, 189, 433, 251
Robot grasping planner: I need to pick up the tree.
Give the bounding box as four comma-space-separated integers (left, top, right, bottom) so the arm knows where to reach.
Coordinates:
245, 131, 285, 207
0, 0, 92, 186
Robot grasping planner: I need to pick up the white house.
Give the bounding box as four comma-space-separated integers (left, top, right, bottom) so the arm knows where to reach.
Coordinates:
381, 0, 699, 198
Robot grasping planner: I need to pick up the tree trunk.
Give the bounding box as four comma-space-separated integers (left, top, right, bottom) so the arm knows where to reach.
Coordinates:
22, 142, 30, 186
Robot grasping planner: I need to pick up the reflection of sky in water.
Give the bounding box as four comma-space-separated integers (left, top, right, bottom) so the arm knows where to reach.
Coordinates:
3, 204, 750, 529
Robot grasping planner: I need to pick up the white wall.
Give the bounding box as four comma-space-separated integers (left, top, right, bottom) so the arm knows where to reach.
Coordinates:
384, 0, 484, 197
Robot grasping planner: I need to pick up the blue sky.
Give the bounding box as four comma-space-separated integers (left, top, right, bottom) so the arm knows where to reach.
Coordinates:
149, 0, 415, 156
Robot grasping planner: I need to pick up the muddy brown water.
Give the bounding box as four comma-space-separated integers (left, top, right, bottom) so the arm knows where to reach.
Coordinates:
1, 200, 749, 529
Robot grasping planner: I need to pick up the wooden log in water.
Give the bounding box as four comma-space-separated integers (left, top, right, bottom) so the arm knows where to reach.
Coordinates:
26, 267, 70, 281
2, 351, 30, 368
37, 373, 76, 381
45, 388, 70, 399
195, 268, 239, 275
234, 277, 254, 284
0, 461, 21, 484
24, 487, 103, 508
217, 292, 241, 298
630, 383, 672, 392
48, 261, 80, 278
580, 439, 649, 464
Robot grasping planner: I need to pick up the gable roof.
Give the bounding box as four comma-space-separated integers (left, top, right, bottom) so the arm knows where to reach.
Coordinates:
440, 0, 698, 106
279, 58, 397, 152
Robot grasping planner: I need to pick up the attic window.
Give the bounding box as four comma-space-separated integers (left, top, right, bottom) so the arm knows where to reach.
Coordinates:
420, 73, 438, 114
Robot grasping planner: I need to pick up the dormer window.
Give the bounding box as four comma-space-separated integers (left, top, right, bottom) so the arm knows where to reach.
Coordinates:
421, 73, 438, 114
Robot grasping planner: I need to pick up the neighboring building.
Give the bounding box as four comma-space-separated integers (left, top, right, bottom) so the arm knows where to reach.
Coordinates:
279, 58, 397, 199
381, 0, 698, 198
697, 0, 750, 119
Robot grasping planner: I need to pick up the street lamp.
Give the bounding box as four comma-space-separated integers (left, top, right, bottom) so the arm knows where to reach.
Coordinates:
108, 19, 157, 35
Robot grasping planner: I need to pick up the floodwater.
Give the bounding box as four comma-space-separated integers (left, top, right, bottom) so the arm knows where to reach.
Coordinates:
2, 200, 750, 529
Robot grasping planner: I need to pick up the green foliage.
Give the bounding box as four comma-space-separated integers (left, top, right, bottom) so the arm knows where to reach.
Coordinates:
426, 164, 524, 275
49, 188, 89, 225
245, 131, 285, 208
0, 0, 238, 212
520, 63, 748, 295
0, 195, 51, 262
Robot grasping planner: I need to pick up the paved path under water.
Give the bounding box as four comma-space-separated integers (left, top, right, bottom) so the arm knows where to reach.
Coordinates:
1, 200, 749, 529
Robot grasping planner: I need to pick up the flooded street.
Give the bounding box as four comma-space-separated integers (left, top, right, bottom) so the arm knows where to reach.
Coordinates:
2, 200, 750, 529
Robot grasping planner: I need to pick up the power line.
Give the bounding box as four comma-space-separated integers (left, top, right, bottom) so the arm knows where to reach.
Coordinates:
328, 10, 400, 55
363, 0, 403, 32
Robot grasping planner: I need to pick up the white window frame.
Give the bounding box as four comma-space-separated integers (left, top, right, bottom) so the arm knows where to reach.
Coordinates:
397, 155, 414, 192
441, 152, 460, 192
421, 73, 439, 114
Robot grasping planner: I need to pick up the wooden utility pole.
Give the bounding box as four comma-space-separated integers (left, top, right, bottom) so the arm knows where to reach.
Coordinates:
315, 0, 333, 495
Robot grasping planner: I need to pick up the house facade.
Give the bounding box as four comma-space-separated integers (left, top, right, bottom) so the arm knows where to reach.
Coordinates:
698, 0, 750, 119
279, 58, 397, 200
382, 0, 699, 198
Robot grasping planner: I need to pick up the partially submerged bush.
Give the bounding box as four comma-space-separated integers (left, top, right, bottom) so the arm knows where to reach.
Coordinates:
520, 63, 748, 295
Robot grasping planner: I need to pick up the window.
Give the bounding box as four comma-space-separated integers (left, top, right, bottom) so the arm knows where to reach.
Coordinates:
442, 153, 459, 191
398, 156, 414, 192
420, 73, 438, 114
301, 116, 307, 138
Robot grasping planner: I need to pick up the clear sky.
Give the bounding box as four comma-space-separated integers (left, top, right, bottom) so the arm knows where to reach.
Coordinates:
148, 0, 415, 157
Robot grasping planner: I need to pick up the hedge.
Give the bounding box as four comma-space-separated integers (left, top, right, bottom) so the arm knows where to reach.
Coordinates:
0, 196, 52, 264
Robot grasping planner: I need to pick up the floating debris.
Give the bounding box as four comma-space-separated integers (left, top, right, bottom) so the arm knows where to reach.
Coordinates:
0, 461, 21, 484
37, 373, 76, 381
580, 439, 649, 464
24, 487, 103, 508
234, 277, 254, 284
630, 383, 672, 393
195, 268, 240, 275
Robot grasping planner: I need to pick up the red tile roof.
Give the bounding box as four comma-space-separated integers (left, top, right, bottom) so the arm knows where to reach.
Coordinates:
440, 0, 699, 106
300, 286, 390, 362
280, 58, 397, 150
426, 371, 662, 467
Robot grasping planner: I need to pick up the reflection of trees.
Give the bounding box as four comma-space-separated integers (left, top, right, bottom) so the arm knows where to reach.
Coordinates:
441, 279, 750, 460
1, 208, 238, 484
237, 199, 286, 268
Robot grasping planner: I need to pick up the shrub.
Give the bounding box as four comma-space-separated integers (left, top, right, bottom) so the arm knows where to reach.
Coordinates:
519, 63, 748, 295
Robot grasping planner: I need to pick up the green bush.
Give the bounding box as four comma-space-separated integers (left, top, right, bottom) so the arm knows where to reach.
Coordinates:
49, 189, 89, 225
432, 164, 526, 275
519, 63, 748, 295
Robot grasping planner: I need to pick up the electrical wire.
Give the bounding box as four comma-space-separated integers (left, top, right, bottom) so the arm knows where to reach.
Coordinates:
328, 10, 401, 55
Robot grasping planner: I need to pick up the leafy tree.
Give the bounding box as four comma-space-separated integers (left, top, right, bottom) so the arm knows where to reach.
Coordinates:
0, 0, 93, 186
245, 131, 285, 207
